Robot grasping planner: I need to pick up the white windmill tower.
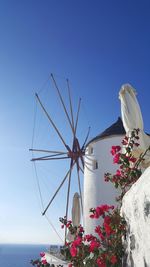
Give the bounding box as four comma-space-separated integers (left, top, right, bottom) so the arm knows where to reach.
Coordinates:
83, 117, 125, 234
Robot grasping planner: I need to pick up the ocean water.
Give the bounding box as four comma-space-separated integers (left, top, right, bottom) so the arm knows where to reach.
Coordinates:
0, 244, 49, 267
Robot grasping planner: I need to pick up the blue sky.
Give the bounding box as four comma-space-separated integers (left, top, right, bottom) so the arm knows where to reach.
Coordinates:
1, 0, 150, 244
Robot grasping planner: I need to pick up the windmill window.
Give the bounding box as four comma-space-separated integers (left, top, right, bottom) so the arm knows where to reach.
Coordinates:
93, 160, 98, 170
88, 146, 94, 155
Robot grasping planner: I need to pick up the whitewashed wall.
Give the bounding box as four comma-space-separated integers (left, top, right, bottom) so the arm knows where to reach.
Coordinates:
121, 166, 150, 267
83, 135, 124, 235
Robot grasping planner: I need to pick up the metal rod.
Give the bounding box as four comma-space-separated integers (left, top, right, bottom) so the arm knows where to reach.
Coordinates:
42, 161, 75, 215
51, 74, 74, 134
35, 93, 70, 151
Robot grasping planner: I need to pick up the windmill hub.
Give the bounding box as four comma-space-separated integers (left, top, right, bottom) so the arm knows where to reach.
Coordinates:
67, 150, 84, 161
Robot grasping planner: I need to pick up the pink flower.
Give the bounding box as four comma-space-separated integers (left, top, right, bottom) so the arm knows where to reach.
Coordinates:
40, 252, 45, 257
79, 226, 84, 233
97, 257, 106, 267
73, 237, 82, 246
70, 245, 77, 257
104, 215, 111, 224
111, 146, 121, 155
95, 225, 104, 240
122, 136, 129, 145
104, 173, 110, 182
104, 222, 113, 236
113, 153, 121, 164
84, 234, 95, 242
66, 220, 72, 227
68, 264, 73, 267
129, 157, 137, 163
41, 259, 47, 264
89, 240, 100, 252
91, 204, 114, 219
116, 169, 121, 176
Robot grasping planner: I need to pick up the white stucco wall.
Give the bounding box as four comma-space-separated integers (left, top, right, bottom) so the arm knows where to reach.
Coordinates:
83, 135, 124, 235
121, 166, 150, 267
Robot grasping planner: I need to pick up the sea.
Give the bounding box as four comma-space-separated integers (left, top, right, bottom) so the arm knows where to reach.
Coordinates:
0, 243, 51, 267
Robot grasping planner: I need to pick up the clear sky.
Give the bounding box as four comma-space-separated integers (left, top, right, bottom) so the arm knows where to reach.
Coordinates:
1, 0, 150, 245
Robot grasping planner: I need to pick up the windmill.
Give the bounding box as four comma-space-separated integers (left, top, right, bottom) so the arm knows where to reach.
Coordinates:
30, 74, 90, 242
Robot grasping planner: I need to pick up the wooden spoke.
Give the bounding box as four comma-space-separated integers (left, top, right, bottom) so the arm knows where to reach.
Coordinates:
31, 156, 69, 161
35, 93, 71, 152
81, 126, 91, 150
78, 164, 84, 174
75, 138, 84, 168
76, 162, 83, 214
67, 79, 75, 133
42, 161, 76, 216
29, 148, 67, 154
51, 74, 74, 134
74, 98, 81, 136
65, 159, 73, 241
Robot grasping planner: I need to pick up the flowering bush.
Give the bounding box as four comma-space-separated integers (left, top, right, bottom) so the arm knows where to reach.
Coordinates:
31, 129, 150, 267
105, 129, 150, 202
31, 252, 50, 267
60, 205, 126, 267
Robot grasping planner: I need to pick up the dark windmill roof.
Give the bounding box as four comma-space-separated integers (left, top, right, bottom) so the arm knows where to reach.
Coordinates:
87, 117, 126, 146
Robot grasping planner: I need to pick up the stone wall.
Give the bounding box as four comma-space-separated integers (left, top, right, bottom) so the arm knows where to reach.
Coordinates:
121, 166, 150, 267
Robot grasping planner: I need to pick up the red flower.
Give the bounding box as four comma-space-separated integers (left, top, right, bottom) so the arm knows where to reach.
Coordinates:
68, 264, 73, 267
110, 255, 117, 264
